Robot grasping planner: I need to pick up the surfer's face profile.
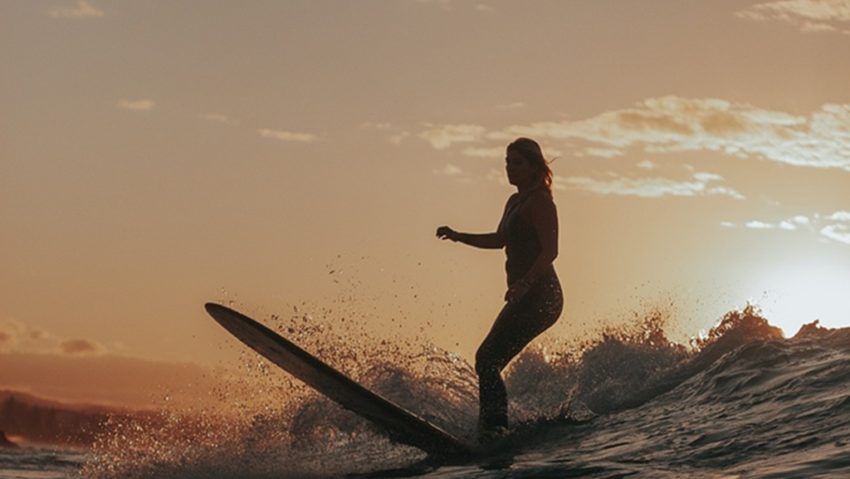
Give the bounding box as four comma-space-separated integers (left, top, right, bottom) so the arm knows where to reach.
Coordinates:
505, 151, 536, 187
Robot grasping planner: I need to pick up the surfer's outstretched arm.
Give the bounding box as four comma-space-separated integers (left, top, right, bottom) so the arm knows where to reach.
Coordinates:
436, 226, 504, 249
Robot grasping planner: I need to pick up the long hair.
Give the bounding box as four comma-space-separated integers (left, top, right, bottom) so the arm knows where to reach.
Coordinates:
507, 137, 553, 193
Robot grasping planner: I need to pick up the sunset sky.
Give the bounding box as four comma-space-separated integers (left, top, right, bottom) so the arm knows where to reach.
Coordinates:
2, 1, 849, 406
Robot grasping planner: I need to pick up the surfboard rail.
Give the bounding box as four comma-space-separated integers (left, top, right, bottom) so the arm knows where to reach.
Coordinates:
204, 302, 474, 458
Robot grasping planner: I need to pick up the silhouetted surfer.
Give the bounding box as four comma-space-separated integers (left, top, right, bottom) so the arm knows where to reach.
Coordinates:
436, 137, 563, 441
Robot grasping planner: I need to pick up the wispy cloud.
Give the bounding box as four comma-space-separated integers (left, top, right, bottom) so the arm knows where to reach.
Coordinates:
724, 210, 850, 245
0, 330, 15, 350
117, 99, 155, 112
0, 320, 102, 355
418, 97, 850, 172
820, 223, 850, 244
581, 147, 624, 159
419, 123, 486, 149
48, 0, 104, 19
745, 220, 777, 229
389, 131, 411, 145
462, 146, 504, 159
258, 128, 318, 143
200, 113, 235, 124
59, 338, 105, 356
495, 102, 527, 111
433, 164, 463, 176
0, 321, 24, 350
362, 122, 412, 145
736, 0, 850, 35
553, 170, 746, 199
414, 0, 494, 12
361, 121, 394, 130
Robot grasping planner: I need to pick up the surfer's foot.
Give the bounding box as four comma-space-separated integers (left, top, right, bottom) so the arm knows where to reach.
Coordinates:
477, 425, 510, 446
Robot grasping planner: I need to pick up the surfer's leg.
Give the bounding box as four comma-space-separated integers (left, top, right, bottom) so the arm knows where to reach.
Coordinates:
475, 308, 513, 431
476, 302, 546, 432
475, 274, 564, 433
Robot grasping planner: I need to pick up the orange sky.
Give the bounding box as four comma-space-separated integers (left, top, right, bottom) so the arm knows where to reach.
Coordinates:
2, 1, 850, 405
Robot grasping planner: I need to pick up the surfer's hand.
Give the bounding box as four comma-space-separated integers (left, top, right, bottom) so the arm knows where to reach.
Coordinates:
436, 226, 459, 241
505, 279, 531, 303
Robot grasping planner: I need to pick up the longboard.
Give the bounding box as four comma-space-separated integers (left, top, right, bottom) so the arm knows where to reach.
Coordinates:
204, 303, 475, 458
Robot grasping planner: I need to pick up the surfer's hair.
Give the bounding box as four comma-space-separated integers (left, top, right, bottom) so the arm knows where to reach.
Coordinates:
507, 137, 553, 193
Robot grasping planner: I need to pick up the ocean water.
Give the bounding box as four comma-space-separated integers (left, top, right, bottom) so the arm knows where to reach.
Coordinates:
0, 446, 87, 479
7, 307, 850, 478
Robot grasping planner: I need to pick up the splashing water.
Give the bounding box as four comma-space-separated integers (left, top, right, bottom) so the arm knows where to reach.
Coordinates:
73, 301, 850, 478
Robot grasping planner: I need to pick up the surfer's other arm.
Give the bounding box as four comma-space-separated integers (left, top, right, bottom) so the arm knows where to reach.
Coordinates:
436, 226, 505, 249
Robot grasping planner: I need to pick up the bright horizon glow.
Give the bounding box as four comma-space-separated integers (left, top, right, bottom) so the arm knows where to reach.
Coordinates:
751, 260, 850, 337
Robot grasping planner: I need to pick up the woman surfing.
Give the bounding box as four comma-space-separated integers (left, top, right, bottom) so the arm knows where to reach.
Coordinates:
436, 137, 564, 441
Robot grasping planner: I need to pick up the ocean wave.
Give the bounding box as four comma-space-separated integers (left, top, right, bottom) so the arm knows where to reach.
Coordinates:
76, 304, 850, 478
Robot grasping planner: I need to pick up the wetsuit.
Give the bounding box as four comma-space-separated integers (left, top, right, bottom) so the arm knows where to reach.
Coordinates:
475, 190, 564, 432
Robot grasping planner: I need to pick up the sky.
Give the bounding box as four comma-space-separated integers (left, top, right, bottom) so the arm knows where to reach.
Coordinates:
2, 0, 850, 406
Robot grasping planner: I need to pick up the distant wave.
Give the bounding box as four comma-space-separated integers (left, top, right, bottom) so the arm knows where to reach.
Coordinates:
0, 391, 155, 446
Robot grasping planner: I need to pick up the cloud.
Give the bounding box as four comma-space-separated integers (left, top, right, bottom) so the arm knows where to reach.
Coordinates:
48, 0, 104, 19
0, 331, 14, 349
29, 329, 50, 341
746, 220, 776, 229
200, 113, 234, 124
258, 128, 317, 143
419, 97, 850, 172
581, 147, 624, 159
389, 131, 411, 145
822, 210, 850, 244
724, 210, 850, 245
361, 122, 411, 145
0, 322, 23, 350
495, 102, 527, 110
59, 338, 105, 356
361, 122, 394, 130
414, 0, 494, 12
0, 321, 104, 355
552, 170, 746, 199
829, 210, 850, 221
462, 146, 504, 158
419, 124, 487, 149
433, 164, 463, 176
820, 223, 850, 244
117, 99, 155, 112
736, 0, 850, 34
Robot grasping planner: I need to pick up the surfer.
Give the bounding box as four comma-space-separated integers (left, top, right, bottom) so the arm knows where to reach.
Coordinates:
436, 137, 563, 440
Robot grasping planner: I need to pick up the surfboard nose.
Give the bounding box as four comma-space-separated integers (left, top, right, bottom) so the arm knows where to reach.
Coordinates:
205, 303, 235, 328
205, 302, 232, 318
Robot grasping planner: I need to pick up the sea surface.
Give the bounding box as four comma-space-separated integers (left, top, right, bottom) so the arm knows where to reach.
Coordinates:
5, 307, 850, 478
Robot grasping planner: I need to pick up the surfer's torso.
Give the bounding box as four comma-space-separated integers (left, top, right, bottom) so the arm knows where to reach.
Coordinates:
498, 189, 556, 286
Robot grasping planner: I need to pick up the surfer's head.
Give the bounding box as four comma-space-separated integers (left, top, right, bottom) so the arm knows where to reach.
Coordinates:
506, 137, 552, 192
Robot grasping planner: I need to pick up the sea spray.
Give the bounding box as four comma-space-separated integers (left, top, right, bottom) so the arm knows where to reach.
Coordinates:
82, 302, 850, 478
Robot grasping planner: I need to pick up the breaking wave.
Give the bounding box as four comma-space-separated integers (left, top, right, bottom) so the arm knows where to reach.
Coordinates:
81, 304, 850, 478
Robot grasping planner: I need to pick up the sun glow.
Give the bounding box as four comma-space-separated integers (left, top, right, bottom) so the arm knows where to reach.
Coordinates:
749, 260, 850, 337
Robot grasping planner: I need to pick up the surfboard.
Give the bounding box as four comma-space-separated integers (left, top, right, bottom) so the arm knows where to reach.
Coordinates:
204, 302, 475, 458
